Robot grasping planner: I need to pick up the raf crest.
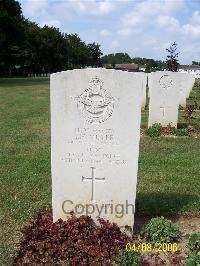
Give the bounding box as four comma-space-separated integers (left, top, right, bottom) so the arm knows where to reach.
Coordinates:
76, 77, 115, 124
159, 74, 173, 90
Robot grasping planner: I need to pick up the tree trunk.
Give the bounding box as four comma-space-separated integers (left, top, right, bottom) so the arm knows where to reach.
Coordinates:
8, 66, 13, 77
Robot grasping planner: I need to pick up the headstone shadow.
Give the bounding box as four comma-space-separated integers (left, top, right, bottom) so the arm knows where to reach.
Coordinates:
135, 192, 199, 218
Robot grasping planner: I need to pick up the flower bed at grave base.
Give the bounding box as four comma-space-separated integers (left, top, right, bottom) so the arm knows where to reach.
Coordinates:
145, 122, 200, 138
14, 210, 133, 265
13, 210, 200, 266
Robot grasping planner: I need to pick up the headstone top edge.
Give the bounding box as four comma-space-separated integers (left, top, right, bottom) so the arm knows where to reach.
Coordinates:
50, 68, 145, 78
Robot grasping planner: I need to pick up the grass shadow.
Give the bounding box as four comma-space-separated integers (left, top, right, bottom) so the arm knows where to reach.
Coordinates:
135, 192, 199, 218
177, 122, 188, 129
0, 78, 50, 87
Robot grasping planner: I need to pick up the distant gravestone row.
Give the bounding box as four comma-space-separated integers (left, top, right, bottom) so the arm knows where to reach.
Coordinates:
50, 68, 196, 227
28, 73, 50, 77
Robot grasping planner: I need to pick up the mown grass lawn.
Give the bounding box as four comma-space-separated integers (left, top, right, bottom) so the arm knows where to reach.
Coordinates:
0, 77, 200, 264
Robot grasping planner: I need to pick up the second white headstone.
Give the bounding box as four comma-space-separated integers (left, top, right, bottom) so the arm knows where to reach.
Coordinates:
148, 71, 180, 127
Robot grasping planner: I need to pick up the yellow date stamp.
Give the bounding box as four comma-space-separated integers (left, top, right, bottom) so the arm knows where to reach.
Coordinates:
125, 242, 179, 252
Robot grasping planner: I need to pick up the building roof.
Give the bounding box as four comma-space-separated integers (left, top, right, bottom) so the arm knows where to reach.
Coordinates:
178, 64, 200, 70
139, 64, 147, 68
103, 63, 139, 71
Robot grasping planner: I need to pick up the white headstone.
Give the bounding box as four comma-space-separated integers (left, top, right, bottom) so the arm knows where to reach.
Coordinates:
139, 73, 147, 109
51, 68, 143, 227
185, 74, 195, 98
177, 73, 195, 108
177, 73, 190, 108
148, 71, 180, 127
147, 73, 152, 98
132, 72, 147, 109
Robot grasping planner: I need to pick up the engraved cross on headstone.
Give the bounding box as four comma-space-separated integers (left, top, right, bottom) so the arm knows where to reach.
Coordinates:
160, 105, 170, 119
160, 106, 170, 119
82, 167, 105, 201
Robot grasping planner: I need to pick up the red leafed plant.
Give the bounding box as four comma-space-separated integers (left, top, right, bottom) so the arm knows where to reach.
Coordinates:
14, 210, 135, 265
183, 104, 197, 125
161, 124, 176, 135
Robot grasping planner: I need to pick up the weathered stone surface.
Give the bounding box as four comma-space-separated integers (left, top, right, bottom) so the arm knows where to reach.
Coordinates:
148, 71, 180, 127
185, 74, 196, 98
51, 68, 143, 227
177, 73, 189, 108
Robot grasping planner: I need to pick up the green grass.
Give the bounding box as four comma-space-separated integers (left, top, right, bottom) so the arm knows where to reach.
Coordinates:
0, 78, 51, 264
0, 77, 200, 264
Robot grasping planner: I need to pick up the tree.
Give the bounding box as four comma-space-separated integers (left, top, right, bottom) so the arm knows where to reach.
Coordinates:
132, 57, 145, 65
101, 53, 132, 65
0, 0, 25, 76
65, 34, 87, 69
21, 21, 67, 74
132, 57, 165, 69
21, 20, 42, 74
166, 42, 179, 72
86, 43, 102, 67
192, 61, 200, 66
64, 34, 102, 69
145, 64, 151, 73
0, 0, 103, 76
39, 25, 68, 72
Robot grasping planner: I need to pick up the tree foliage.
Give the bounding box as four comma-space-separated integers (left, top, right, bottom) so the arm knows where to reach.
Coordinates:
192, 61, 200, 66
101, 53, 165, 70
0, 0, 102, 76
145, 64, 151, 73
101, 53, 132, 65
0, 0, 26, 76
166, 42, 179, 72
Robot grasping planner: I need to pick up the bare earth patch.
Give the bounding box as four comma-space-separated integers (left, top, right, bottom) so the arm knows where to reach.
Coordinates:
134, 216, 200, 265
